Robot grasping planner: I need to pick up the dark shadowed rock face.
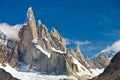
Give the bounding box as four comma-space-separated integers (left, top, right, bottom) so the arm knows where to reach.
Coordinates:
92, 51, 120, 80
0, 68, 19, 80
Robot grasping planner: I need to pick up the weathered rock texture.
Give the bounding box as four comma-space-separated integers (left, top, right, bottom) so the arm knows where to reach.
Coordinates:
0, 31, 19, 67
91, 53, 110, 69
50, 28, 66, 52
27, 7, 38, 39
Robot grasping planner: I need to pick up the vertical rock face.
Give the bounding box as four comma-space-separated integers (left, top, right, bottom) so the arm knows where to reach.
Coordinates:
19, 7, 39, 63
18, 7, 67, 75
27, 7, 38, 39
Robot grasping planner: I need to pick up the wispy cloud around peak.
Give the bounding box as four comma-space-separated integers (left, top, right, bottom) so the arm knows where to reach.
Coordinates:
72, 40, 90, 45
63, 38, 90, 46
0, 23, 22, 40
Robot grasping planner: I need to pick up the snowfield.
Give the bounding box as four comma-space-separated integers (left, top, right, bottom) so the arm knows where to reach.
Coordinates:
0, 63, 104, 80
0, 64, 78, 80
72, 58, 92, 76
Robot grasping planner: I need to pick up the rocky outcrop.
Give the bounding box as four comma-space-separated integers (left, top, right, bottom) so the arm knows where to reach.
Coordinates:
0, 68, 19, 80
27, 7, 38, 39
0, 31, 19, 67
91, 53, 110, 69
76, 45, 85, 61
37, 21, 56, 51
18, 7, 68, 75
50, 28, 66, 52
92, 51, 120, 80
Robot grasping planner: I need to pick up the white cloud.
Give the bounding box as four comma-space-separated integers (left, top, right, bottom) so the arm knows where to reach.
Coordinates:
63, 38, 71, 45
72, 40, 90, 45
0, 23, 23, 41
111, 40, 120, 53
63, 38, 90, 45
98, 40, 120, 57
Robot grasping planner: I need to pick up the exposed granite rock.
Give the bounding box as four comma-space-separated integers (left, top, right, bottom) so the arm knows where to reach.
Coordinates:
50, 28, 66, 52
9, 42, 19, 67
67, 48, 78, 59
19, 7, 67, 75
37, 21, 56, 51
91, 53, 110, 69
76, 45, 85, 61
0, 31, 19, 68
65, 52, 79, 75
27, 7, 38, 39
0, 44, 8, 66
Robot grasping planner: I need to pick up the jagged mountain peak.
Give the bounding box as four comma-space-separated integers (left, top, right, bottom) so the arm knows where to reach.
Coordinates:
76, 45, 85, 61
0, 7, 106, 80
27, 7, 33, 18
76, 45, 81, 53
51, 27, 57, 32
26, 7, 38, 39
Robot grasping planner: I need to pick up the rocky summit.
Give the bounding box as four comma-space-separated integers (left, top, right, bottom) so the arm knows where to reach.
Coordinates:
0, 7, 114, 80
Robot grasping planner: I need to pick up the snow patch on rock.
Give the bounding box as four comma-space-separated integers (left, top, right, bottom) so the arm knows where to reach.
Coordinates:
51, 47, 65, 54
32, 39, 38, 45
72, 58, 91, 76
90, 68, 104, 77
35, 45, 51, 58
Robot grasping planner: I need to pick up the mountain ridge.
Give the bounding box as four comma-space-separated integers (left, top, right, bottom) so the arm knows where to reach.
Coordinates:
0, 7, 116, 80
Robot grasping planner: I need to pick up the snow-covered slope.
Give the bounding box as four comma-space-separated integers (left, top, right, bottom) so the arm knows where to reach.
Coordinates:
0, 64, 78, 80
95, 40, 120, 59
72, 58, 92, 76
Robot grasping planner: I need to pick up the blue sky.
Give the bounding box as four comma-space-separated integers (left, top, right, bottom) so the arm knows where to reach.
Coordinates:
0, 0, 120, 57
